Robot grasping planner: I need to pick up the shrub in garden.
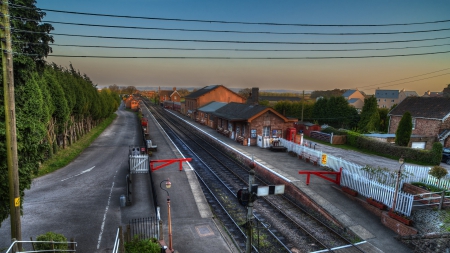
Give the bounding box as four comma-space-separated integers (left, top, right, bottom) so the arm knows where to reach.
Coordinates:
34, 232, 68, 252
125, 236, 161, 253
429, 165, 448, 185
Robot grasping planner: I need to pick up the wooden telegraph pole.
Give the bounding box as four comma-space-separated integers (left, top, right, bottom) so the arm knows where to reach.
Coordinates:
1, 1, 22, 243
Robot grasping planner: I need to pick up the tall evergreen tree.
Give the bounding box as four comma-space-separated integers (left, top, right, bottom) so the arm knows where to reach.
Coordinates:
0, 1, 53, 225
395, 111, 413, 146
358, 96, 380, 133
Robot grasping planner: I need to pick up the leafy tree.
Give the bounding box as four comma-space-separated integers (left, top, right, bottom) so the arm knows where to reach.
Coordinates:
177, 88, 191, 97
238, 88, 252, 99
395, 111, 412, 146
0, 0, 54, 225
429, 165, 448, 185
310, 89, 348, 99
378, 108, 389, 133
312, 97, 328, 124
358, 96, 380, 133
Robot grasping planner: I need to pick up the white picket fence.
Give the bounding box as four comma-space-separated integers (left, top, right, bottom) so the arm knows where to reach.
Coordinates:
403, 165, 450, 190
129, 155, 149, 174
279, 138, 417, 216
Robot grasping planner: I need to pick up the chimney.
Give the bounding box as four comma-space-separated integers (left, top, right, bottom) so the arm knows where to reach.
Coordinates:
251, 87, 259, 105
173, 87, 176, 91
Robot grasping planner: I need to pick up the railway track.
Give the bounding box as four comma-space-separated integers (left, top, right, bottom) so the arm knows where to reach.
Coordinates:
145, 102, 366, 253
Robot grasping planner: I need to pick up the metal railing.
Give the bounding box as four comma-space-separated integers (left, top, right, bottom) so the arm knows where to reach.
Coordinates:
5, 239, 77, 253
112, 228, 121, 253
413, 191, 450, 210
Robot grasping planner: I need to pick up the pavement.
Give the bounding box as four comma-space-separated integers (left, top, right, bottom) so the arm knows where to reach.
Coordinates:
128, 105, 413, 253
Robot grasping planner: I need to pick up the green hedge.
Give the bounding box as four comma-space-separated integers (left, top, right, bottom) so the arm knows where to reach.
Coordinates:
34, 232, 68, 252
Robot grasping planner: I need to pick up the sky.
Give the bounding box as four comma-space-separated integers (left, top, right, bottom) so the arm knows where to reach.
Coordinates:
31, 0, 450, 95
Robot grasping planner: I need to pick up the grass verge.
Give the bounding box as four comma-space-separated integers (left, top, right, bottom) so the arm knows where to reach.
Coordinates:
35, 113, 118, 178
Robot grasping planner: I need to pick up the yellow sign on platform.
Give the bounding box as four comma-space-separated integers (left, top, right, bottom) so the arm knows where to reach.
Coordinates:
14, 197, 20, 207
321, 154, 327, 165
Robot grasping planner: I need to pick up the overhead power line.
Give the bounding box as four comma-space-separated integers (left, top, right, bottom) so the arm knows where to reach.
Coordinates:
13, 29, 450, 45
16, 42, 448, 52
10, 17, 450, 36
46, 50, 450, 59
361, 72, 450, 91
9, 3, 450, 27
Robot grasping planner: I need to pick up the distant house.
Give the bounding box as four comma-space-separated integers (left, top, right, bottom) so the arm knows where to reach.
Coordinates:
388, 97, 450, 149
375, 89, 400, 108
422, 90, 443, 97
184, 85, 246, 120
342, 89, 365, 110
398, 89, 418, 102
158, 87, 181, 105
212, 102, 297, 146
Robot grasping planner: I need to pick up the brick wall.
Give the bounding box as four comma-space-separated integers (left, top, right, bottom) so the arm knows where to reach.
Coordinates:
381, 212, 418, 236
389, 116, 441, 136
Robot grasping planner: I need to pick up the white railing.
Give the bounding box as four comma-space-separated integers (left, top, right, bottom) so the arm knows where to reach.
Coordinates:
279, 137, 415, 216
341, 170, 414, 216
129, 155, 149, 174
112, 227, 121, 253
6, 240, 77, 253
403, 165, 450, 190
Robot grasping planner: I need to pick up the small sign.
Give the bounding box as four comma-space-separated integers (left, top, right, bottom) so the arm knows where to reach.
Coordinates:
321, 154, 327, 165
14, 197, 20, 207
257, 185, 285, 196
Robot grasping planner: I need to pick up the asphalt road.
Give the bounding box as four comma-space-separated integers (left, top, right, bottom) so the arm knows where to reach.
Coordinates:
305, 140, 450, 172
0, 103, 139, 252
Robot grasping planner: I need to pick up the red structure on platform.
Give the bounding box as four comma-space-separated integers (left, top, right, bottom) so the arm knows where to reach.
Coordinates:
298, 167, 342, 185
150, 158, 192, 172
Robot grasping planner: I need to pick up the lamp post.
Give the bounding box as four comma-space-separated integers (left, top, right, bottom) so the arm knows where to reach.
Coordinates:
160, 179, 173, 252
391, 156, 405, 213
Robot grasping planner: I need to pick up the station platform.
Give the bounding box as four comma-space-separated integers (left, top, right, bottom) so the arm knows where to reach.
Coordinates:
135, 106, 412, 253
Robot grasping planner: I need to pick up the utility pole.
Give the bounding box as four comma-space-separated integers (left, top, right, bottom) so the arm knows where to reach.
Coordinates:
1, 0, 22, 243
301, 90, 305, 122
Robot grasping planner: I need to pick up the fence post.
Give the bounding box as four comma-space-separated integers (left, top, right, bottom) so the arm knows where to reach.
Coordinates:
69, 238, 75, 251
119, 226, 125, 253
159, 219, 164, 241
439, 191, 446, 210
11, 238, 17, 253
126, 224, 131, 242
30, 237, 35, 251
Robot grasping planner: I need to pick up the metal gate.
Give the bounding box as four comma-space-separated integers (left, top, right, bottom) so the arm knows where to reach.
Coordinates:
129, 155, 149, 174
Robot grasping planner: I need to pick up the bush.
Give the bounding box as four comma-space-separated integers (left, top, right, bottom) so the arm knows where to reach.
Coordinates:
124, 236, 161, 253
34, 232, 68, 252
429, 165, 448, 181
431, 142, 444, 165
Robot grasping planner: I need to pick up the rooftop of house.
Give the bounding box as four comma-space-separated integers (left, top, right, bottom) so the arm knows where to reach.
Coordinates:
213, 102, 270, 121
375, 89, 399, 99
389, 97, 450, 119
348, 98, 362, 103
184, 85, 220, 99
197, 101, 227, 113
342, 90, 362, 98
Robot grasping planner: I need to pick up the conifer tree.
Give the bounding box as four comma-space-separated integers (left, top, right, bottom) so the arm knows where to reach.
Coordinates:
395, 111, 413, 146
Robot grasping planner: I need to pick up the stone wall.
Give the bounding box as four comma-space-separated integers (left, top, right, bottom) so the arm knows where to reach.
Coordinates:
400, 233, 450, 253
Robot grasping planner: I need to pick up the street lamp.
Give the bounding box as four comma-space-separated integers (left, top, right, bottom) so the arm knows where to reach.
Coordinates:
391, 156, 405, 213
160, 179, 173, 252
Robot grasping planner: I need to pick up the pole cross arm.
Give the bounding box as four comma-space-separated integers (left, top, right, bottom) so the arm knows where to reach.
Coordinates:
150, 158, 192, 172
298, 167, 342, 185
